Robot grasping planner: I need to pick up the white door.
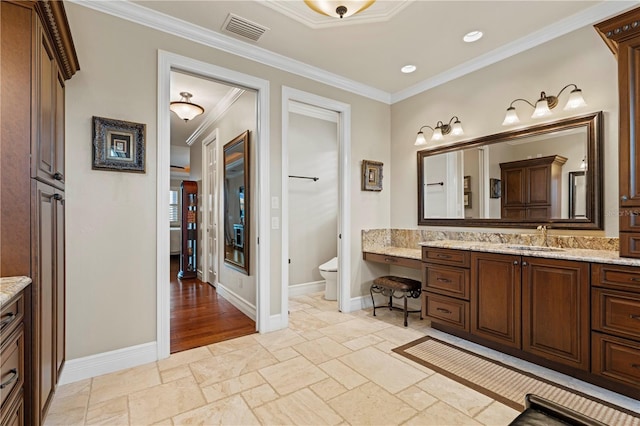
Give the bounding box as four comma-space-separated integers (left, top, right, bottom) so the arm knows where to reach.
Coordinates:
204, 137, 217, 284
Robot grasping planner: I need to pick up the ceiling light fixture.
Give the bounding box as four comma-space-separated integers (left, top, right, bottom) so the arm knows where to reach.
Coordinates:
502, 83, 587, 126
170, 92, 205, 122
304, 0, 375, 19
463, 30, 483, 43
415, 116, 464, 146
401, 64, 417, 74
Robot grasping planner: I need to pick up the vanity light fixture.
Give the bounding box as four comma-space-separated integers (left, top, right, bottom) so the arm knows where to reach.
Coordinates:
304, 0, 375, 19
170, 92, 205, 122
415, 116, 464, 146
502, 84, 587, 126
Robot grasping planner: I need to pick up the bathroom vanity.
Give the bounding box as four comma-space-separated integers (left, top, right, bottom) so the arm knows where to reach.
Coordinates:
419, 242, 640, 400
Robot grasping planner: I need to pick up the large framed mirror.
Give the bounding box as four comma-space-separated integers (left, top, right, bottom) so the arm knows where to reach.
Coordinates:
417, 112, 603, 229
224, 130, 250, 274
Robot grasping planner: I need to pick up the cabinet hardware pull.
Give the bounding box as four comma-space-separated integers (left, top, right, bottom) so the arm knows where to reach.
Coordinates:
630, 277, 640, 282
436, 254, 451, 259
632, 364, 640, 369
53, 172, 63, 180
622, 195, 629, 201
630, 314, 640, 320
522, 261, 528, 266
0, 369, 18, 389
0, 312, 15, 327
436, 278, 451, 283
384, 258, 397, 263
53, 193, 63, 201
436, 308, 452, 314
513, 261, 519, 265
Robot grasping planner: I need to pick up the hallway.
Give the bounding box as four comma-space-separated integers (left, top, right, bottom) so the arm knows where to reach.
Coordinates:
170, 256, 256, 353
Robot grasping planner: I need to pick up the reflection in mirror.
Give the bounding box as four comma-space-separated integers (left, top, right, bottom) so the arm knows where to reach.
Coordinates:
569, 171, 586, 219
224, 130, 250, 275
418, 112, 602, 229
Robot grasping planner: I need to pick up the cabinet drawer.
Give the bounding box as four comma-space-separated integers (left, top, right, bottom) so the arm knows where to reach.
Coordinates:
1, 392, 23, 426
0, 327, 23, 412
591, 263, 640, 293
423, 264, 469, 299
363, 252, 421, 270
592, 332, 640, 391
619, 208, 640, 232
0, 294, 23, 343
620, 233, 640, 259
422, 248, 470, 267
424, 292, 469, 331
592, 288, 640, 340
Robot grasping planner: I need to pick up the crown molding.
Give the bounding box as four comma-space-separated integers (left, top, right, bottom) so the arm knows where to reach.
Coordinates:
391, 1, 638, 103
186, 87, 245, 146
70, 0, 636, 106
69, 0, 390, 104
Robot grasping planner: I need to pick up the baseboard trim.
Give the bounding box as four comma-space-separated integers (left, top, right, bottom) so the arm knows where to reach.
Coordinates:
58, 342, 157, 385
268, 313, 287, 332
288, 280, 325, 297
216, 283, 257, 321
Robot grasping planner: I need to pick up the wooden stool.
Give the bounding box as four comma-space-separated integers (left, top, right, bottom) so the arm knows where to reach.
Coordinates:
370, 275, 422, 326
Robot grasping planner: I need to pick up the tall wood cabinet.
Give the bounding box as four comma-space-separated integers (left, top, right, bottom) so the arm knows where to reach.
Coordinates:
595, 8, 640, 258
500, 155, 567, 219
0, 2, 79, 425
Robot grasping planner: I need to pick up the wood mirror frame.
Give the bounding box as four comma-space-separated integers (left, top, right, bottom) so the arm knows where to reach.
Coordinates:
417, 112, 603, 229
223, 130, 250, 275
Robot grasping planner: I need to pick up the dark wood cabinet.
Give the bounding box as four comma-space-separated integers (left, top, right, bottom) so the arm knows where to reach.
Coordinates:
522, 257, 590, 371
0, 2, 78, 425
595, 8, 640, 258
178, 181, 198, 279
471, 252, 521, 349
500, 155, 567, 219
0, 287, 27, 426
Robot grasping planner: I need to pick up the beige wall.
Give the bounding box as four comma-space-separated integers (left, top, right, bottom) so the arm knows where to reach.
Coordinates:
64, 3, 390, 359
390, 26, 618, 236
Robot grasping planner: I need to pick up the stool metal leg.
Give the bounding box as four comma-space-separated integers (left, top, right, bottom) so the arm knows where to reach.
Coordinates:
403, 292, 408, 327
370, 285, 376, 317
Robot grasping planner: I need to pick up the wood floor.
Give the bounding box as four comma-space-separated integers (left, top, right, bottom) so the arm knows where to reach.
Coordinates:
170, 256, 256, 353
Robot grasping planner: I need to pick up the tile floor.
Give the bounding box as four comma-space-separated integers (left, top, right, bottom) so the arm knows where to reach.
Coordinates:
44, 292, 636, 425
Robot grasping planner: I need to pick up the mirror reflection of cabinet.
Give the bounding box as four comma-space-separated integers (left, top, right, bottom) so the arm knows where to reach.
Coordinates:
223, 131, 250, 275
178, 180, 197, 279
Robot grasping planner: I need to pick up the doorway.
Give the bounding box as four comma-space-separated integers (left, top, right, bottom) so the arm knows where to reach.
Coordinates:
157, 51, 271, 359
281, 87, 352, 322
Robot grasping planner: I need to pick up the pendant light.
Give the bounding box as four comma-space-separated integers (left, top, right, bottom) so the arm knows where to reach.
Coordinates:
170, 92, 205, 122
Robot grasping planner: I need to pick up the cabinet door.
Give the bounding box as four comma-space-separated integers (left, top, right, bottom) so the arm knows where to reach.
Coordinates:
502, 168, 526, 207
32, 181, 56, 420
527, 164, 551, 205
618, 40, 640, 208
32, 29, 63, 190
522, 257, 589, 370
471, 252, 521, 349
55, 191, 65, 380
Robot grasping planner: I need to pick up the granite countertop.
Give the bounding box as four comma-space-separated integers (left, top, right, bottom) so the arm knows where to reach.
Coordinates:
0, 276, 31, 306
420, 240, 640, 267
363, 246, 422, 260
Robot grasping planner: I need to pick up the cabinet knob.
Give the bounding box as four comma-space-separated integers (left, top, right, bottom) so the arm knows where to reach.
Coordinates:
53, 193, 63, 201
522, 261, 528, 266
513, 261, 519, 265
53, 172, 63, 181
621, 195, 629, 201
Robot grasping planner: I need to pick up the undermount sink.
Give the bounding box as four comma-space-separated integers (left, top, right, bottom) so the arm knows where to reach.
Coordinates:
506, 244, 565, 252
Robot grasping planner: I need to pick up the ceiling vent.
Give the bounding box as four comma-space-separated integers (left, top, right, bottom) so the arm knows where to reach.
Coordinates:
222, 13, 269, 42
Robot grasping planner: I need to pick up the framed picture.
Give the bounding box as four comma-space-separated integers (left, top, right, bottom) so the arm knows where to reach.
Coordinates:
463, 175, 471, 191
490, 178, 501, 198
92, 116, 146, 173
362, 160, 383, 191
464, 192, 472, 208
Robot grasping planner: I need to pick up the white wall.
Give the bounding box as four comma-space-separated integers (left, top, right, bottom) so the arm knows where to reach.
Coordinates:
64, 3, 390, 359
390, 26, 618, 236
288, 113, 338, 286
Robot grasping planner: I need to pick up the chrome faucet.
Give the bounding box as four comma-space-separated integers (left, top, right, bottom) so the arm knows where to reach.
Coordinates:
536, 225, 549, 247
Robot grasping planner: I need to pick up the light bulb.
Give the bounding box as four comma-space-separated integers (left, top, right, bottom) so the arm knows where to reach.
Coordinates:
502, 107, 520, 126
564, 88, 587, 110
451, 120, 464, 136
415, 132, 427, 146
430, 127, 444, 141
532, 99, 552, 118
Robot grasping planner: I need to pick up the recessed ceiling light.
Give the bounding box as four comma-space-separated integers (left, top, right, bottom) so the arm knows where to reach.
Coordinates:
463, 30, 483, 43
401, 64, 417, 74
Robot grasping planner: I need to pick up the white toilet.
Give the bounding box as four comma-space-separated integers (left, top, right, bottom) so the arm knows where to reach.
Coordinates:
319, 257, 338, 300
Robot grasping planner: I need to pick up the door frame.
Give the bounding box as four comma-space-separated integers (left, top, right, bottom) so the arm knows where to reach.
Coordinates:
157, 50, 270, 359
201, 128, 218, 285
281, 86, 352, 318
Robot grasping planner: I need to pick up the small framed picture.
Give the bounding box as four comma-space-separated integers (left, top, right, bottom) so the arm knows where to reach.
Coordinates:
464, 192, 472, 208
92, 116, 146, 173
490, 178, 501, 198
463, 175, 470, 191
362, 160, 383, 191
